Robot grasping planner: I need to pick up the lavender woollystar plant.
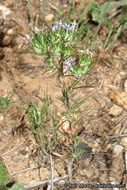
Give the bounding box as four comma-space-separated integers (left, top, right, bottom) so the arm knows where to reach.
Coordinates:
25, 19, 95, 150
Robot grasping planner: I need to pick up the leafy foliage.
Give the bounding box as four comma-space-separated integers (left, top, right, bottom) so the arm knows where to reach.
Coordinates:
0, 157, 24, 190
0, 92, 14, 118
0, 157, 9, 186
88, 1, 118, 26
26, 96, 60, 155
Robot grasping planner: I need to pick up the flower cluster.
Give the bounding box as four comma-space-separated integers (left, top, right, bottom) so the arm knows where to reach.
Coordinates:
70, 53, 94, 78
52, 20, 77, 32
62, 52, 94, 77
24, 20, 95, 79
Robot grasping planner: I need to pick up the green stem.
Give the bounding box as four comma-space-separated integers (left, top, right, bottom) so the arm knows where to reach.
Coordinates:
104, 26, 113, 49
106, 25, 122, 51
27, 0, 33, 29
92, 23, 101, 42
58, 59, 64, 77
42, 0, 48, 25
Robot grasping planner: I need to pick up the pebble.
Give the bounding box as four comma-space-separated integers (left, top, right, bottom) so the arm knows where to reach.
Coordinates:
113, 145, 123, 155
0, 116, 4, 121
12, 155, 20, 162
7, 127, 12, 133
75, 143, 92, 160
45, 14, 54, 22
109, 104, 123, 116
119, 71, 127, 79
19, 149, 28, 156
7, 28, 14, 35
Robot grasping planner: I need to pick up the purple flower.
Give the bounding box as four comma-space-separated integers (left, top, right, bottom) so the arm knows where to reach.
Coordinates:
52, 20, 63, 31
63, 21, 77, 31
62, 22, 77, 32
52, 20, 77, 32
62, 23, 73, 30
63, 59, 75, 73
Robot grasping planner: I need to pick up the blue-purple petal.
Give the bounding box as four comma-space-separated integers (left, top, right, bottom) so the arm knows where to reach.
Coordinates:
65, 60, 69, 65
64, 59, 75, 72
71, 61, 75, 65
69, 66, 74, 71
69, 25, 75, 31
63, 23, 70, 30
63, 67, 68, 73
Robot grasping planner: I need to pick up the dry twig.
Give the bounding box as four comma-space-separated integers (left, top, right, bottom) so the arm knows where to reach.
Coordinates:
67, 158, 74, 183
107, 133, 127, 139
50, 154, 54, 190
24, 175, 69, 190
1, 138, 28, 157
107, 120, 127, 139
9, 165, 39, 176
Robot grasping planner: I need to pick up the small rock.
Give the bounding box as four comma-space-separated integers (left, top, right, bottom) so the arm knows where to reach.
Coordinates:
109, 104, 123, 116
19, 150, 28, 156
119, 71, 127, 79
12, 155, 20, 162
75, 143, 92, 160
0, 116, 4, 121
0, 5, 12, 19
61, 119, 83, 136
7, 28, 14, 35
45, 14, 54, 22
110, 91, 127, 110
124, 79, 127, 92
119, 137, 127, 147
2, 35, 13, 46
113, 145, 123, 155
7, 127, 12, 133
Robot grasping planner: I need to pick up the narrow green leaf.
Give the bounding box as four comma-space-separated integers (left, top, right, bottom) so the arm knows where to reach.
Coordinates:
48, 100, 56, 126
50, 4, 64, 17
78, 6, 88, 24
42, 0, 48, 23
112, 0, 127, 6
70, 97, 89, 111
76, 0, 84, 17
70, 0, 76, 19
68, 79, 79, 90
101, 2, 118, 15
71, 109, 89, 114
73, 85, 94, 89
